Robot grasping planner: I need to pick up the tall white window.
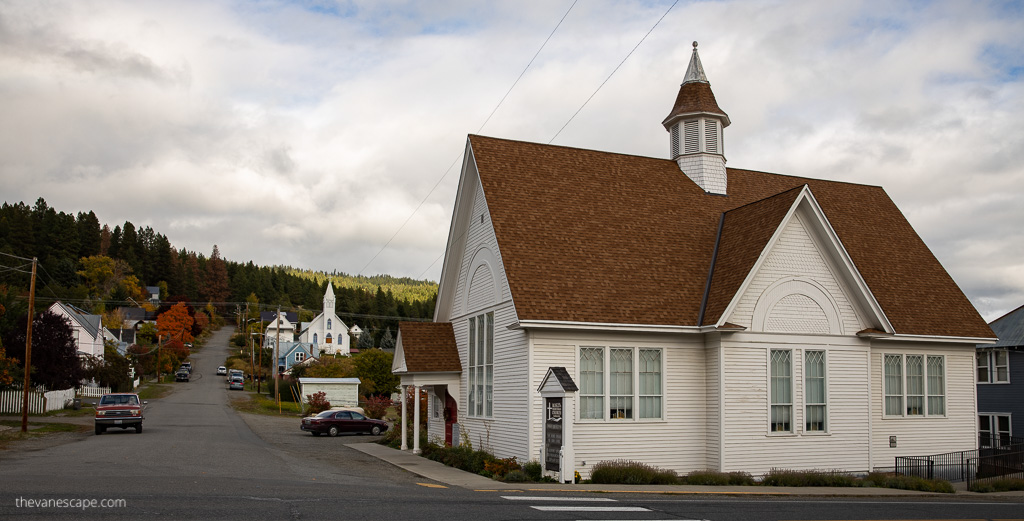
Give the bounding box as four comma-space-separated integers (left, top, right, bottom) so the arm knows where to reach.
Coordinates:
906, 355, 925, 416
770, 349, 793, 432
467, 312, 493, 417
578, 347, 662, 421
884, 354, 904, 416
977, 350, 1009, 383
804, 350, 826, 432
609, 349, 633, 419
884, 354, 945, 417
927, 356, 945, 415
579, 348, 604, 419
638, 349, 662, 419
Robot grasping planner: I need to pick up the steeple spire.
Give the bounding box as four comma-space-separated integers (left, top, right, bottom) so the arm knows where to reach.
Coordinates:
682, 41, 708, 84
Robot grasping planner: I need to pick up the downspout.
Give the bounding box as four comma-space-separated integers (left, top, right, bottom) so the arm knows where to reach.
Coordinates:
698, 212, 726, 326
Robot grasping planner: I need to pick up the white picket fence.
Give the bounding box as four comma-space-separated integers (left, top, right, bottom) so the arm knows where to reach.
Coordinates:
0, 388, 76, 414
77, 385, 112, 398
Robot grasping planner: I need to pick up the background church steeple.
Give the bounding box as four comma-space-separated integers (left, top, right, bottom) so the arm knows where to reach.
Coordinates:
323, 282, 335, 312
662, 42, 731, 195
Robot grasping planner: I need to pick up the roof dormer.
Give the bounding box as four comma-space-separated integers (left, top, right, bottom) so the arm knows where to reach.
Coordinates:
663, 42, 730, 195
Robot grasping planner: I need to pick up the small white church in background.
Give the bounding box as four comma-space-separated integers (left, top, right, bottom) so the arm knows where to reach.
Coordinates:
298, 284, 351, 356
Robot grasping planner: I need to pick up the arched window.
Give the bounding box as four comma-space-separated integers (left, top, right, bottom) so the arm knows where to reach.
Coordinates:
326, 333, 333, 344
313, 333, 317, 344
327, 318, 332, 330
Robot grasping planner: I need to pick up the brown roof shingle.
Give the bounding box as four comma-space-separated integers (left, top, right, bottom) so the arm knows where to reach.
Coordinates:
468, 134, 993, 339
397, 322, 461, 373
663, 81, 730, 127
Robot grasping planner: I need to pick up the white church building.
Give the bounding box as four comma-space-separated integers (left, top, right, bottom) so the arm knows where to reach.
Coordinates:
298, 284, 351, 356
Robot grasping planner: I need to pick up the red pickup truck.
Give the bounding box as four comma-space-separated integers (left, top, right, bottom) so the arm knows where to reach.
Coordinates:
94, 393, 146, 435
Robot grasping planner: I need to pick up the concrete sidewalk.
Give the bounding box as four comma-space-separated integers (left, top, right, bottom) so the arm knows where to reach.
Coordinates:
347, 443, 1024, 497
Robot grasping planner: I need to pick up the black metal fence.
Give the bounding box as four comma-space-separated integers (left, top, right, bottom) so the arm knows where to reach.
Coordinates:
894, 434, 1024, 483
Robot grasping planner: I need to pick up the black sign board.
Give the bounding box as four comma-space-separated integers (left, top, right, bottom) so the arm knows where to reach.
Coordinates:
545, 397, 562, 472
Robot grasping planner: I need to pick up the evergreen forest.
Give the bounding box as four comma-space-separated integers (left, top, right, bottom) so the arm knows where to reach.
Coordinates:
0, 198, 437, 343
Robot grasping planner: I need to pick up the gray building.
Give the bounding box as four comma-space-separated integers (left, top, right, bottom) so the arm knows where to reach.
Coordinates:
977, 304, 1024, 445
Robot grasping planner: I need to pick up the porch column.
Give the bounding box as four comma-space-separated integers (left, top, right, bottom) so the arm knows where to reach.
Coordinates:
400, 384, 408, 451
413, 385, 421, 454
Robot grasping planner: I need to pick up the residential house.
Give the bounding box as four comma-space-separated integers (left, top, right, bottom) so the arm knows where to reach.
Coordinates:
146, 286, 160, 304
976, 304, 1024, 445
103, 328, 137, 357
277, 342, 316, 375
393, 43, 995, 479
48, 302, 105, 360
265, 311, 298, 344
297, 284, 352, 356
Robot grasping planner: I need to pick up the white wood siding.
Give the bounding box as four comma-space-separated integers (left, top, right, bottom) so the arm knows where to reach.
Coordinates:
728, 213, 865, 335
705, 337, 722, 470
720, 333, 871, 475
529, 331, 707, 479
452, 180, 511, 319
870, 342, 977, 467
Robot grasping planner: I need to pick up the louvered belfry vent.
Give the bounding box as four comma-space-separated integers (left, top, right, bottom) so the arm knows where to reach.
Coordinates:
670, 124, 680, 157
705, 119, 719, 154
683, 120, 700, 154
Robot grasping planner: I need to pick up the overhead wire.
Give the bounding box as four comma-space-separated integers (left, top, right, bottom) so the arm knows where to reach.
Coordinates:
548, 0, 680, 143
356, 0, 578, 277
418, 1, 680, 280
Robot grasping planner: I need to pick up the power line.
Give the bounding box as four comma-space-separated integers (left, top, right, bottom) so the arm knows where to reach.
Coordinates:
548, 0, 680, 143
357, 0, 578, 277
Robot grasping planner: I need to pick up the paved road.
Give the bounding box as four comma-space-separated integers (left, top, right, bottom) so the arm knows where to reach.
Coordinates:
2, 327, 1023, 520
0, 327, 475, 520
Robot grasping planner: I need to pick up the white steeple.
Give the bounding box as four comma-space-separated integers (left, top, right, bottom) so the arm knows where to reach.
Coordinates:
323, 283, 335, 312
662, 42, 731, 195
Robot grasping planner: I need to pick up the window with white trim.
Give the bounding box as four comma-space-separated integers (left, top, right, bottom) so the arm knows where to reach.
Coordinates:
883, 354, 945, 417
579, 348, 604, 419
980, 414, 1012, 447
638, 349, 662, 419
770, 349, 793, 432
578, 347, 663, 420
804, 350, 826, 432
467, 312, 493, 418
977, 349, 1009, 383
295, 351, 306, 363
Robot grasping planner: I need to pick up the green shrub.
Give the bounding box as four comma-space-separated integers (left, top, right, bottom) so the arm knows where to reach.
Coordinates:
523, 460, 542, 481
728, 471, 755, 485
863, 472, 954, 493
683, 470, 729, 486
589, 460, 678, 485
422, 443, 496, 475
969, 478, 1024, 492
762, 469, 858, 487
484, 456, 521, 479
504, 470, 529, 482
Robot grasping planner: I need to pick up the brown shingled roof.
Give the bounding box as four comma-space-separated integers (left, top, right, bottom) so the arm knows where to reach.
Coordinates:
396, 322, 461, 373
662, 81, 730, 127
468, 134, 993, 339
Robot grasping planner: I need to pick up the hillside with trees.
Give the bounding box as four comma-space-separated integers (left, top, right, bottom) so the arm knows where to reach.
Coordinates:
0, 198, 437, 346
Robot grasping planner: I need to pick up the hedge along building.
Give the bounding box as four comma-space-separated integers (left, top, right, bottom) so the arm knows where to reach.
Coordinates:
393, 43, 995, 480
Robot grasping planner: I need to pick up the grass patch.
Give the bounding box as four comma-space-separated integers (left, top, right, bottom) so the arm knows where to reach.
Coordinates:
43, 406, 94, 417
0, 421, 89, 447
137, 383, 173, 400
229, 392, 303, 416
969, 477, 1024, 493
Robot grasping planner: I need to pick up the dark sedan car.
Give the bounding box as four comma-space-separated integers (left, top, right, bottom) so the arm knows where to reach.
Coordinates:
301, 409, 389, 437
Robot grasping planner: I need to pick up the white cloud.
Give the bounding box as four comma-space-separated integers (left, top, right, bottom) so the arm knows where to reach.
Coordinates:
1, 0, 1021, 320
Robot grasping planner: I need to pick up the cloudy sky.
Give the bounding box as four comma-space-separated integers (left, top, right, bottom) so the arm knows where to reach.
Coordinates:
1, 0, 1022, 320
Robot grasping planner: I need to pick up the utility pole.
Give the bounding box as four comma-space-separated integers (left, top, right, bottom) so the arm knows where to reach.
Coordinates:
257, 331, 264, 393
274, 305, 281, 405
20, 258, 37, 433
156, 334, 163, 384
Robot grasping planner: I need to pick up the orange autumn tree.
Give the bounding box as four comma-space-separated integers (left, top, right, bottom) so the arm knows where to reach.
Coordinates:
157, 302, 194, 344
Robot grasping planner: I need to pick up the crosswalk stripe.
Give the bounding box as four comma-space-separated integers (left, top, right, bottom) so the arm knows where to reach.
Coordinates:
531, 506, 651, 512
501, 496, 616, 502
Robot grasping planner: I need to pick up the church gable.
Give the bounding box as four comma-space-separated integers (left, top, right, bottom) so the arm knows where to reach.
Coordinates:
723, 188, 887, 335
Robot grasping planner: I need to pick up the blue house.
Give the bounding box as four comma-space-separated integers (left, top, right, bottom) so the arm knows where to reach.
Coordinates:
977, 304, 1024, 446
276, 342, 316, 375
